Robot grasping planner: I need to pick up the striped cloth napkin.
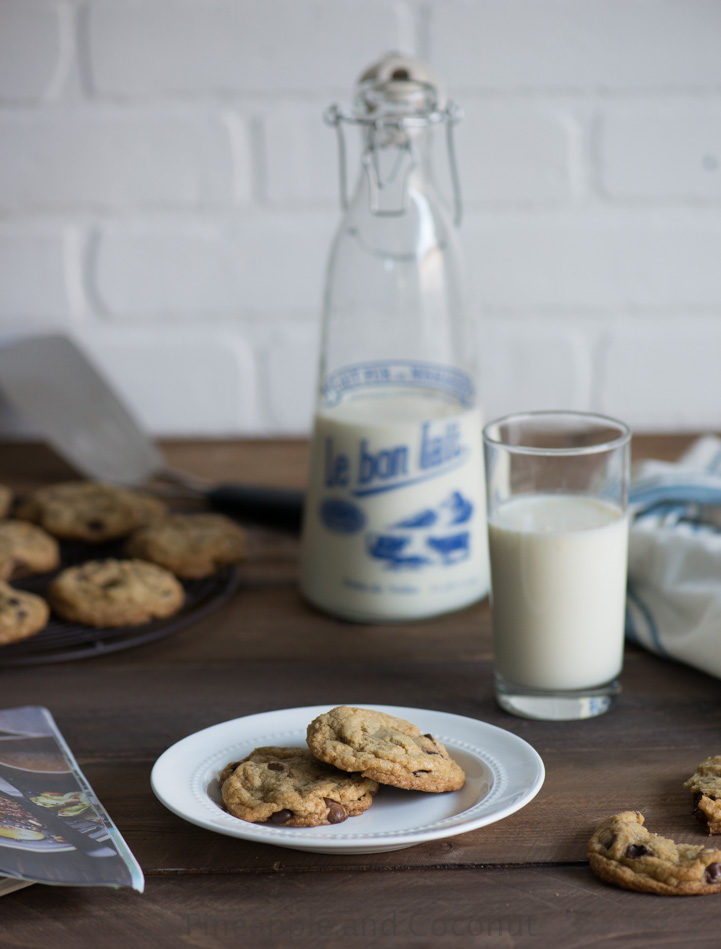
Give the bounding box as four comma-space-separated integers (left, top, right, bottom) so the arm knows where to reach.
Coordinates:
626, 436, 721, 678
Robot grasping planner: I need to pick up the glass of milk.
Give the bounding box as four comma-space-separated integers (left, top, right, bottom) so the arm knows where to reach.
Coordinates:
483, 411, 631, 721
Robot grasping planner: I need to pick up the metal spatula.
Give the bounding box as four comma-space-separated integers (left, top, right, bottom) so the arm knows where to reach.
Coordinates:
0, 334, 304, 531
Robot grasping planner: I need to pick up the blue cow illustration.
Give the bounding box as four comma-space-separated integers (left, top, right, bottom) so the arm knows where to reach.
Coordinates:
442, 491, 473, 525
367, 534, 430, 569
392, 508, 437, 529
426, 532, 470, 564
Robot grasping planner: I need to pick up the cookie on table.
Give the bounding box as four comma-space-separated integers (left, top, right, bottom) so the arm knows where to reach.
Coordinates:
47, 558, 184, 628
125, 513, 246, 579
220, 746, 378, 827
0, 520, 60, 580
0, 484, 12, 519
306, 706, 465, 793
588, 811, 721, 895
0, 581, 49, 646
684, 756, 721, 835
16, 481, 167, 543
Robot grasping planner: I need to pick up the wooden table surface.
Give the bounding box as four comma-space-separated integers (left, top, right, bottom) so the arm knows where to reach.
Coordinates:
2, 434, 721, 948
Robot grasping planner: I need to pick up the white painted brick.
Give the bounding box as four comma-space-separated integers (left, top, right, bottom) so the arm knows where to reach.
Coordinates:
0, 227, 71, 320
0, 1, 64, 102
77, 327, 261, 436
263, 98, 578, 210
458, 100, 578, 205
265, 322, 320, 433
431, 0, 721, 91
599, 102, 721, 201
88, 0, 404, 97
478, 318, 592, 422
599, 319, 721, 431
0, 111, 242, 211
93, 215, 335, 317
464, 212, 721, 308
263, 103, 344, 207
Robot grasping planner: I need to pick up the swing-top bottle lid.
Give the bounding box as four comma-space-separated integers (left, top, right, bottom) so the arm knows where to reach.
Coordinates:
324, 52, 465, 223
325, 52, 460, 131
354, 52, 446, 120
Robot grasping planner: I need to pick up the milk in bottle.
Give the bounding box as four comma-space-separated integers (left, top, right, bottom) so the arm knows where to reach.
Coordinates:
299, 54, 490, 622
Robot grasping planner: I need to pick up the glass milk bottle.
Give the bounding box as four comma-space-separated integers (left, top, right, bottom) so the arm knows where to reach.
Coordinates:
299, 53, 490, 622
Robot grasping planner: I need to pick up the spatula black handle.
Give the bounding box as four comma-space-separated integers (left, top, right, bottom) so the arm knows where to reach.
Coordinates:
206, 485, 305, 532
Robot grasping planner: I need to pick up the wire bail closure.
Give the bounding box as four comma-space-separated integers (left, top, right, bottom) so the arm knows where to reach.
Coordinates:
324, 97, 465, 227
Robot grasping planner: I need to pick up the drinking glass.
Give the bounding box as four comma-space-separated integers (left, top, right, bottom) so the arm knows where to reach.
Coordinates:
483, 411, 631, 721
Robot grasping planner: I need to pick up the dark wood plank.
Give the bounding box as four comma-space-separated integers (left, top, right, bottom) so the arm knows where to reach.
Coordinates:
3, 867, 720, 949
0, 432, 699, 491
2, 644, 718, 870
0, 434, 717, 948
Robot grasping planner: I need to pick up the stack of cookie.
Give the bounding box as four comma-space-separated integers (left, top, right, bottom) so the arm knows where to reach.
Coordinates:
0, 479, 247, 643
219, 706, 466, 828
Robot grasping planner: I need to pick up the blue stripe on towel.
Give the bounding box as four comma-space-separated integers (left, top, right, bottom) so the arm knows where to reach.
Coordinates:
626, 585, 670, 657
634, 501, 688, 523
630, 482, 721, 510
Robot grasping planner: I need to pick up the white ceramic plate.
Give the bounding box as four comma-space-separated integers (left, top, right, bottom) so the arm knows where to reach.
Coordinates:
150, 704, 545, 854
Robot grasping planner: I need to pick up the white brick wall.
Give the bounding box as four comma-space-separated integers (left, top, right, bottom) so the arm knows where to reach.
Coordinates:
0, 0, 66, 102
0, 110, 241, 210
0, 0, 720, 442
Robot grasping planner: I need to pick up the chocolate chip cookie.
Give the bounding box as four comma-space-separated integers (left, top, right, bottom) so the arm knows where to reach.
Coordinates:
588, 811, 721, 895
126, 513, 246, 579
684, 756, 721, 835
220, 746, 378, 827
306, 706, 465, 792
0, 581, 49, 646
0, 520, 60, 580
0, 484, 12, 519
48, 558, 184, 627
16, 481, 167, 543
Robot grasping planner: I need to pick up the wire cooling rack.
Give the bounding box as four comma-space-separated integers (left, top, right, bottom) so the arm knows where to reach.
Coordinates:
0, 540, 239, 666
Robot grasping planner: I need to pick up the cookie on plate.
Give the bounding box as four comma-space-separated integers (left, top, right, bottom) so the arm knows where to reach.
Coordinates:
220, 746, 378, 827
0, 484, 12, 519
47, 558, 184, 628
0, 520, 60, 580
588, 811, 721, 895
684, 756, 721, 835
306, 706, 465, 793
0, 581, 49, 646
16, 481, 167, 543
126, 513, 246, 579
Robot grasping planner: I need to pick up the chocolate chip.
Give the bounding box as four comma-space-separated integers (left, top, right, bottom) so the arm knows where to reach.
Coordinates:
323, 798, 347, 824
706, 862, 721, 883
693, 792, 710, 828
269, 809, 293, 824
86, 519, 105, 532
7, 597, 19, 606
625, 844, 649, 858
267, 762, 286, 772
421, 734, 440, 754
15, 610, 27, 620
413, 770, 430, 776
